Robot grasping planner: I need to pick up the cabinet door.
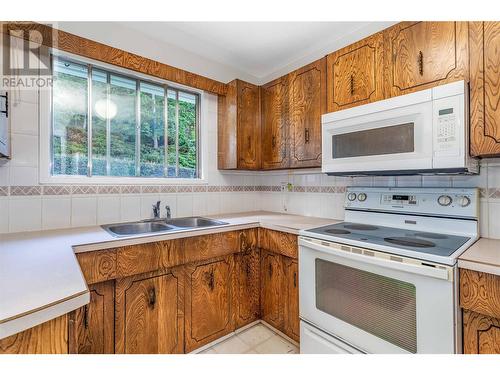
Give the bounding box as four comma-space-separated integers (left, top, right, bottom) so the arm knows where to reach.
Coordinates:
69, 280, 114, 354
470, 22, 500, 157
261, 77, 288, 169
184, 256, 234, 352
327, 32, 384, 112
115, 269, 184, 354
237, 81, 261, 169
260, 250, 284, 330
289, 58, 326, 168
384, 22, 468, 97
463, 310, 500, 354
235, 248, 260, 329
283, 258, 300, 342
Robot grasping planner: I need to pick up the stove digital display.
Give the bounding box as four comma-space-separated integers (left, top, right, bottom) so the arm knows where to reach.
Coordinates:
393, 195, 410, 201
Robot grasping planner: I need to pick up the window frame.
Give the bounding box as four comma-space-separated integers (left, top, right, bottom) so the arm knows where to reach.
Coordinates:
39, 49, 207, 185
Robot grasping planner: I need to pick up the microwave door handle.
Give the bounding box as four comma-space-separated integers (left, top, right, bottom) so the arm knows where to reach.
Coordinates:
299, 238, 450, 281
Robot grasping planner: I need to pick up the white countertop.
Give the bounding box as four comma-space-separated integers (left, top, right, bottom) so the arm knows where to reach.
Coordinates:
458, 238, 500, 277
0, 211, 338, 339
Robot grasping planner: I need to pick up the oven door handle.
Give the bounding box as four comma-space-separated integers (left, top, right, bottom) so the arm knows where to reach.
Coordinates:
300, 238, 451, 281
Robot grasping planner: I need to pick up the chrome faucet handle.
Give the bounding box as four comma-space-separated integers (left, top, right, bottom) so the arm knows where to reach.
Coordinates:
152, 201, 161, 218
165, 205, 171, 219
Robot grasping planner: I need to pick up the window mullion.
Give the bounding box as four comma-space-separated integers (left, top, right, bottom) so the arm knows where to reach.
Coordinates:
164, 86, 169, 178
87, 65, 93, 177
135, 80, 141, 177
106, 73, 111, 176
175, 89, 179, 178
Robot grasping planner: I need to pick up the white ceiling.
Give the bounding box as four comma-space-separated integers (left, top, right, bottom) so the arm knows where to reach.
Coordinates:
58, 22, 396, 84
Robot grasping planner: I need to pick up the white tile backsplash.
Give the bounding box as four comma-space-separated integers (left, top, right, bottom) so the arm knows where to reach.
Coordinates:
42, 197, 71, 230
71, 197, 97, 227
120, 195, 142, 222
8, 197, 42, 232
97, 196, 121, 225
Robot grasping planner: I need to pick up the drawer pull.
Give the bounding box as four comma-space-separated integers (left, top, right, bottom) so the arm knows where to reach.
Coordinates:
418, 51, 424, 76
148, 287, 156, 308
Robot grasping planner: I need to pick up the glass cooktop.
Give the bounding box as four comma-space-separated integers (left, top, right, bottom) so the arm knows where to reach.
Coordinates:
305, 222, 470, 257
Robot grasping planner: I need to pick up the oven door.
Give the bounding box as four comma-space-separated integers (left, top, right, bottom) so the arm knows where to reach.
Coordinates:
299, 237, 457, 354
321, 95, 433, 175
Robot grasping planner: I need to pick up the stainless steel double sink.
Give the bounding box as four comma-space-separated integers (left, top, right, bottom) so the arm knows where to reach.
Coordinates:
101, 217, 229, 237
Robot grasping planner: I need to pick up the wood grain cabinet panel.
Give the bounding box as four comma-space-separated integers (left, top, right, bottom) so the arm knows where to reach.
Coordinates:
261, 77, 289, 169
260, 250, 284, 330
460, 269, 500, 319
289, 58, 326, 168
68, 281, 115, 354
470, 22, 500, 157
384, 21, 468, 97
218, 80, 261, 170
76, 249, 116, 284
327, 32, 384, 112
0, 315, 68, 354
283, 258, 300, 342
259, 228, 298, 259
463, 310, 500, 354
115, 269, 184, 354
184, 256, 234, 352
235, 248, 261, 329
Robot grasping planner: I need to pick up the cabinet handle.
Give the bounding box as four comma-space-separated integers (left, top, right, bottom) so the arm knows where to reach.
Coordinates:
247, 136, 251, 149
246, 262, 251, 278
350, 75, 355, 95
272, 136, 276, 148
418, 51, 424, 76
293, 272, 297, 288
305, 128, 310, 144
207, 269, 215, 291
268, 263, 273, 278
0, 92, 8, 117
148, 287, 156, 308
239, 232, 247, 252
83, 305, 89, 329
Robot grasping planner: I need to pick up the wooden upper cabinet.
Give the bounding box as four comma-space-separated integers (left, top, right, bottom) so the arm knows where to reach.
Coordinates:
384, 22, 468, 97
261, 77, 289, 169
218, 79, 261, 170
69, 281, 115, 354
184, 256, 234, 352
238, 81, 261, 169
283, 258, 299, 342
289, 58, 326, 168
260, 250, 284, 330
327, 32, 384, 112
115, 269, 184, 354
470, 22, 500, 157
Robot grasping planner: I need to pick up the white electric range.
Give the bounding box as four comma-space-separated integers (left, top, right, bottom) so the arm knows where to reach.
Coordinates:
298, 187, 479, 354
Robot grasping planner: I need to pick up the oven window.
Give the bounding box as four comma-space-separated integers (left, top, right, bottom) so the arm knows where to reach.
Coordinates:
315, 259, 417, 353
332, 123, 414, 159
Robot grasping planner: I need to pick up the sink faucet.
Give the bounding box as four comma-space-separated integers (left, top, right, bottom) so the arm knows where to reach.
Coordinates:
165, 205, 171, 219
152, 201, 161, 219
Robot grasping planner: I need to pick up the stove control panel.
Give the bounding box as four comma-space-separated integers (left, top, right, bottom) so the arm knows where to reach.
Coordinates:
344, 187, 478, 219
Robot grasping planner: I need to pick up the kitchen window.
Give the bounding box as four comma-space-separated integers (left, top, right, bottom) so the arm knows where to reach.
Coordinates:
49, 55, 200, 181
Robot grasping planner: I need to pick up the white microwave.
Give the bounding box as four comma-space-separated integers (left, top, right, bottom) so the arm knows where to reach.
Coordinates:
321, 80, 478, 176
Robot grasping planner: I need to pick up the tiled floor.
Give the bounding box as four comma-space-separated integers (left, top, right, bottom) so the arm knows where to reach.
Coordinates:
199, 323, 299, 354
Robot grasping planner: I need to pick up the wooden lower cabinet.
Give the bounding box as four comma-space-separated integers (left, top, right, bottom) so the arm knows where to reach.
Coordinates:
235, 248, 260, 329
283, 258, 300, 342
68, 280, 115, 354
463, 310, 500, 354
0, 315, 69, 354
460, 268, 500, 353
260, 250, 284, 330
184, 256, 235, 352
115, 268, 184, 354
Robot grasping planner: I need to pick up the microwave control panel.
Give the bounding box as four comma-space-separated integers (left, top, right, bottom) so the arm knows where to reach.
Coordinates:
433, 95, 462, 156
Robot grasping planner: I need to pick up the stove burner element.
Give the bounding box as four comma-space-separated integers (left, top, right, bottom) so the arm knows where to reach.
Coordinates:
344, 224, 378, 231
384, 237, 436, 248
415, 232, 448, 240
325, 229, 351, 235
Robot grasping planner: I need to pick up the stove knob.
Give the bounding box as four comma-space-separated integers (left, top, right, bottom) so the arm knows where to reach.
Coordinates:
358, 193, 367, 202
457, 196, 471, 207
347, 192, 357, 201
437, 195, 452, 206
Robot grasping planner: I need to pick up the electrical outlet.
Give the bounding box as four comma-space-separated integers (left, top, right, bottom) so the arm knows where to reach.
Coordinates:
281, 182, 293, 192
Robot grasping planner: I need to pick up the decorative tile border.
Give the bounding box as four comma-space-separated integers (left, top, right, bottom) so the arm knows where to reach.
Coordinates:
0, 184, 349, 197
